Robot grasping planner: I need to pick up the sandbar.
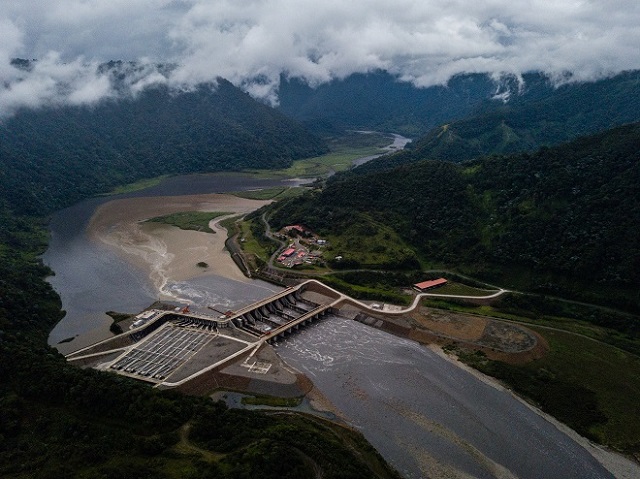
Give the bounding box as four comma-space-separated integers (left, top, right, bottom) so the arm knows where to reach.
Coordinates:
88, 193, 269, 299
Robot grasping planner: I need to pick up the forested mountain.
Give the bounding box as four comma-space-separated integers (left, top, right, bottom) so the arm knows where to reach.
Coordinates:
0, 77, 326, 215
277, 71, 554, 136
269, 123, 640, 312
360, 70, 640, 173
2, 61, 640, 476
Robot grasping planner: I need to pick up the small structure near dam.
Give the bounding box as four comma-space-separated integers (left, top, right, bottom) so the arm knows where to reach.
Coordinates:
65, 280, 342, 390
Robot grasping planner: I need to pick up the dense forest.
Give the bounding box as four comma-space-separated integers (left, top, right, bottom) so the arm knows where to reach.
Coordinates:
2, 62, 640, 475
269, 122, 640, 312
0, 66, 326, 216
277, 71, 503, 135
359, 70, 640, 173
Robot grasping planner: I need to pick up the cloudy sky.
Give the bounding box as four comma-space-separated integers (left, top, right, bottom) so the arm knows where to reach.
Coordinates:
2, 0, 640, 115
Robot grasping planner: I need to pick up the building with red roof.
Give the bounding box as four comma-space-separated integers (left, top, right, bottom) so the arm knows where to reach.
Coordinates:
413, 278, 448, 292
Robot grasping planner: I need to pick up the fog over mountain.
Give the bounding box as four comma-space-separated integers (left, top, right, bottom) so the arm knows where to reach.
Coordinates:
2, 0, 640, 115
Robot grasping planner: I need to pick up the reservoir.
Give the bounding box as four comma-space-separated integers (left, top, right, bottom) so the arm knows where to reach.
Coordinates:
43, 162, 616, 478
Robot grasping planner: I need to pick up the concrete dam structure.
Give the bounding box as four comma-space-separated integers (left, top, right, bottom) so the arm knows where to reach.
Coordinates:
230, 286, 333, 342
65, 280, 341, 390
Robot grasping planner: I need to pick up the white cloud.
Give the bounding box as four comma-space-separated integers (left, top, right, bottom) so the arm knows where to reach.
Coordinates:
0, 53, 110, 115
0, 18, 23, 78
1, 0, 640, 114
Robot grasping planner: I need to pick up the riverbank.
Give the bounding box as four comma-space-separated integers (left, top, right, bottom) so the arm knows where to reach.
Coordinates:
428, 344, 640, 479
337, 308, 640, 477
88, 193, 270, 298
86, 191, 639, 478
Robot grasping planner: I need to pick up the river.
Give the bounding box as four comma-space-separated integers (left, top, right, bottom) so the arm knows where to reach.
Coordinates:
276, 316, 613, 479
351, 133, 412, 167
42, 139, 617, 479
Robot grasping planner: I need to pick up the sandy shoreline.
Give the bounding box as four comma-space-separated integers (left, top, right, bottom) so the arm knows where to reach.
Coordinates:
88, 193, 270, 300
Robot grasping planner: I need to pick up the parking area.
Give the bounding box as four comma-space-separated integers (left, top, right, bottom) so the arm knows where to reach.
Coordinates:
110, 325, 216, 381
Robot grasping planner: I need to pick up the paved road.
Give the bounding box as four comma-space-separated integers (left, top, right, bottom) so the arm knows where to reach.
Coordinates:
261, 212, 287, 269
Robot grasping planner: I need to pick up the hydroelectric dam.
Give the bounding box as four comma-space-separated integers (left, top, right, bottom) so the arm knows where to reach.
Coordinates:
65, 280, 344, 390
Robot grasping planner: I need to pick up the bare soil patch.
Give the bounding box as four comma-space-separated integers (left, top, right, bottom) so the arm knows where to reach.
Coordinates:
349, 305, 544, 363
409, 307, 487, 341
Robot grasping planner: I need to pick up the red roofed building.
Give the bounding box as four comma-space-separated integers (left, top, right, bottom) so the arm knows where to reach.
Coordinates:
282, 248, 296, 257
413, 278, 448, 292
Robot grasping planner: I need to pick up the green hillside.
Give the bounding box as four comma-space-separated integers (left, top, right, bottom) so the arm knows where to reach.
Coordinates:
269, 122, 640, 312
0, 75, 326, 216
360, 70, 640, 173
2, 64, 640, 473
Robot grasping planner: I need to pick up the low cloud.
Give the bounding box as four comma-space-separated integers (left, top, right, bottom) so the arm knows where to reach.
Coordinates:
2, 0, 640, 115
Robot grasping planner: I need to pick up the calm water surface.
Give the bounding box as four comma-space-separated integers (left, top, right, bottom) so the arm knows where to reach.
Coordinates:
44, 173, 294, 350
350, 133, 411, 167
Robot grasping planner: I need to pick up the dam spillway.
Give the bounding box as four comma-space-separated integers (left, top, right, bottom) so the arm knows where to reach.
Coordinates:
65, 280, 340, 388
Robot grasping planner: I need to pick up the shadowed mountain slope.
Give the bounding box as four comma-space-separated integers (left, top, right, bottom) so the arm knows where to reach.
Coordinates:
0, 78, 326, 215
269, 122, 640, 312
359, 70, 640, 173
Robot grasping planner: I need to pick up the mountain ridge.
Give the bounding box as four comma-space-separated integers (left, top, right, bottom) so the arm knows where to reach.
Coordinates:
0, 77, 327, 215
358, 70, 640, 173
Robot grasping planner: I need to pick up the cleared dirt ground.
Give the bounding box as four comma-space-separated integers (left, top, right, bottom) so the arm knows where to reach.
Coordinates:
351, 305, 548, 364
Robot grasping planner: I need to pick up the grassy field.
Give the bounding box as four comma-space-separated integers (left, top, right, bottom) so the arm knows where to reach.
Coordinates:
146, 211, 230, 233
322, 215, 418, 268
322, 275, 413, 305
244, 147, 383, 179
236, 219, 279, 265
431, 282, 500, 297
219, 215, 242, 232
101, 175, 169, 195
458, 327, 640, 456
230, 187, 307, 201
244, 132, 392, 179
420, 295, 640, 356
